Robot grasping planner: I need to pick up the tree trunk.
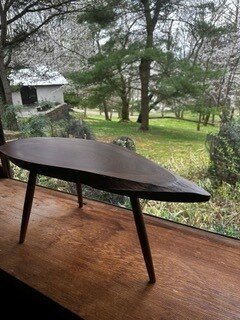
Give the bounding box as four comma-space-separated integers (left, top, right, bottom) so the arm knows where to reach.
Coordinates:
120, 96, 130, 121
174, 109, 180, 118
161, 107, 164, 117
0, 116, 11, 178
0, 77, 5, 104
203, 113, 210, 126
0, 116, 6, 145
121, 103, 130, 121
137, 113, 142, 123
0, 54, 18, 130
139, 58, 151, 131
103, 101, 110, 121
197, 113, 201, 131
211, 113, 215, 124
118, 69, 130, 121
0, 54, 12, 105
138, 0, 162, 131
83, 107, 87, 117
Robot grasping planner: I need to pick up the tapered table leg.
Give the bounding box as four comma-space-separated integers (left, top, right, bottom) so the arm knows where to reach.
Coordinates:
76, 183, 83, 208
19, 171, 37, 244
130, 197, 156, 283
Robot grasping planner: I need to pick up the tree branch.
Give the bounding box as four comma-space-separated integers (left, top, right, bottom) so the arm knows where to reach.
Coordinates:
4, 0, 16, 12
6, 11, 66, 47
5, 0, 77, 26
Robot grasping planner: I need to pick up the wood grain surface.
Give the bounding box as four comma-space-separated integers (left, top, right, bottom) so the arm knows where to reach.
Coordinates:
0, 137, 210, 202
0, 179, 239, 320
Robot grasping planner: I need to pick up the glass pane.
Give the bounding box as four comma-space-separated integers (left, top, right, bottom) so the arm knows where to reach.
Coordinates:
0, 0, 239, 240
1, 104, 239, 239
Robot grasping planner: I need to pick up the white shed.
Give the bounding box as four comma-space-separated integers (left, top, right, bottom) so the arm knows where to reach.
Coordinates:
9, 66, 68, 106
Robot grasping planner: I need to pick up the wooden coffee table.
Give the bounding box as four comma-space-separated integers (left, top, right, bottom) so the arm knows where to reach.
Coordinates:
0, 137, 210, 283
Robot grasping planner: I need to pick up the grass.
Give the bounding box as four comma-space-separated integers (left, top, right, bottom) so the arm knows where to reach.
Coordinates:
81, 113, 218, 166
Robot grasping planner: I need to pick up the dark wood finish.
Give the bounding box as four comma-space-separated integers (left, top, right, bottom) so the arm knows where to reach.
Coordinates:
0, 137, 210, 282
0, 137, 210, 202
130, 197, 156, 283
0, 179, 239, 320
19, 171, 37, 244
76, 183, 83, 208
0, 117, 11, 178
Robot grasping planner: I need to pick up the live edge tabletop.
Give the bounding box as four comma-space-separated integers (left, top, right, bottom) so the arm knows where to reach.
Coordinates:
0, 137, 210, 202
0, 137, 210, 283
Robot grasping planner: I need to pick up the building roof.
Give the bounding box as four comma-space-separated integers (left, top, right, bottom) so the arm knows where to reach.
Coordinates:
9, 66, 68, 87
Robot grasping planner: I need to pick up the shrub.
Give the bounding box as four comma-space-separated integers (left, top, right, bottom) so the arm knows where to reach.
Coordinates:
0, 104, 21, 130
36, 101, 55, 112
20, 115, 48, 137
64, 92, 81, 107
67, 118, 95, 140
43, 117, 95, 140
206, 118, 240, 184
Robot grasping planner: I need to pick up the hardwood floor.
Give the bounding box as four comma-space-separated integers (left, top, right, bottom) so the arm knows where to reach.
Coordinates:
0, 179, 239, 320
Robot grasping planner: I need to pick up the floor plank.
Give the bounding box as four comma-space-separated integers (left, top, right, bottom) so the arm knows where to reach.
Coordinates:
0, 179, 240, 320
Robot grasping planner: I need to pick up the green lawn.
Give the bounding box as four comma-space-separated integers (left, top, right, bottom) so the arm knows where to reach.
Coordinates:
83, 114, 218, 166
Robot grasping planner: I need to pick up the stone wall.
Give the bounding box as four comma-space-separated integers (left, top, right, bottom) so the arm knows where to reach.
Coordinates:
44, 103, 71, 121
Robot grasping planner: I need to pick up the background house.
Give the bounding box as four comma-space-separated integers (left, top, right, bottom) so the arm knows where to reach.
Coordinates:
9, 66, 68, 106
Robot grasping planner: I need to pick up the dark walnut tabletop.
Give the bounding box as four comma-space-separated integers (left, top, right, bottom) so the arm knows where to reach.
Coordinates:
0, 137, 210, 202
